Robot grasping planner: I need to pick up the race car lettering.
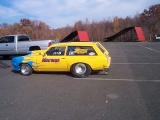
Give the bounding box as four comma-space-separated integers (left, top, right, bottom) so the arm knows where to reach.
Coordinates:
74, 49, 88, 54
42, 58, 60, 62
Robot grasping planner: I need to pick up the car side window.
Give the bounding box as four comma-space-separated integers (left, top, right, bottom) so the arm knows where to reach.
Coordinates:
66, 46, 97, 56
0, 36, 14, 43
8, 36, 14, 43
46, 47, 66, 56
0, 37, 8, 43
18, 36, 29, 41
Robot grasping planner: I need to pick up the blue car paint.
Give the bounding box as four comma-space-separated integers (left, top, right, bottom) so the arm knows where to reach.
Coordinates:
27, 61, 34, 67
11, 56, 34, 71
11, 56, 24, 71
27, 51, 32, 54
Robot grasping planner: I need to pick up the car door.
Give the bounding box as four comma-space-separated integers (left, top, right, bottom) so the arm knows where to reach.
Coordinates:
16, 35, 31, 54
0, 36, 16, 55
0, 37, 7, 55
36, 46, 68, 71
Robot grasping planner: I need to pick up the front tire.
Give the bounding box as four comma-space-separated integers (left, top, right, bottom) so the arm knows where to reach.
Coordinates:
71, 63, 91, 78
20, 63, 33, 76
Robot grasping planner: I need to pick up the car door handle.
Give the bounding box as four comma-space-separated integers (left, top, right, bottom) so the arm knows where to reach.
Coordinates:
6, 44, 8, 46
61, 58, 65, 59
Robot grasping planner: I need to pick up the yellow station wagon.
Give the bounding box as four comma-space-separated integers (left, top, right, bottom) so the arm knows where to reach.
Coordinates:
11, 42, 111, 78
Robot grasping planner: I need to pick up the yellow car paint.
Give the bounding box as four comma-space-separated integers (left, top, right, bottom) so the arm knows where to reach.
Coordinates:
12, 42, 111, 75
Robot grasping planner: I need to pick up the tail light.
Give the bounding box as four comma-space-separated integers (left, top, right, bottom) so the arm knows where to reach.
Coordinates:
48, 42, 52, 47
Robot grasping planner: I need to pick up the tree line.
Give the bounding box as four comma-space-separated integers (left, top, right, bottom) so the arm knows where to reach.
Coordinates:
0, 4, 160, 41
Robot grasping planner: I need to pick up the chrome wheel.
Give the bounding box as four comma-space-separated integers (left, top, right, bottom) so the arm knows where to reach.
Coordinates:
71, 63, 91, 78
75, 63, 86, 74
20, 64, 33, 76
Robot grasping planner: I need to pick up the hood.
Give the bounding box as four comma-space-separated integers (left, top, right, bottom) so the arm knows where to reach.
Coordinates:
27, 50, 46, 56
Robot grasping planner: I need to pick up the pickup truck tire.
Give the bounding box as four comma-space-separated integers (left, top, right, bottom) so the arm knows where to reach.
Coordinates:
71, 63, 91, 78
20, 63, 33, 76
2, 55, 10, 59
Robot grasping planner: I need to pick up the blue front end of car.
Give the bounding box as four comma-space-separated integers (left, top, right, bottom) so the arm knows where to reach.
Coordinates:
11, 56, 24, 71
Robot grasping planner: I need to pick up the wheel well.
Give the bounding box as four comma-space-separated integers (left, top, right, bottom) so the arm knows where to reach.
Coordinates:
19, 63, 31, 67
70, 62, 92, 71
29, 46, 41, 51
19, 63, 34, 71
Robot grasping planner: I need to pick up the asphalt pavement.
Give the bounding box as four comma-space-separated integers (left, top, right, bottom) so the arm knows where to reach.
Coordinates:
0, 42, 160, 120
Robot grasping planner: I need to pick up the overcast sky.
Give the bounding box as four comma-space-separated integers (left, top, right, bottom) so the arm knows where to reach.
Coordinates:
0, 0, 159, 29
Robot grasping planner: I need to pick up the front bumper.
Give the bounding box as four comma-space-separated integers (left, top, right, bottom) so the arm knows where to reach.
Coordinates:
11, 56, 24, 71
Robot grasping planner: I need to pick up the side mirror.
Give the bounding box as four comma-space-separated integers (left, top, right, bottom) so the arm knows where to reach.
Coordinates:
43, 53, 47, 57
39, 52, 46, 56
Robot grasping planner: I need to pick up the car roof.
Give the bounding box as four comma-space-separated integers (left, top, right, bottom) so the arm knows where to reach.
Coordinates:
50, 42, 99, 47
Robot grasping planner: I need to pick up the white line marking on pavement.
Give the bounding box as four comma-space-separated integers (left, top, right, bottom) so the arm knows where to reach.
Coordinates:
111, 63, 160, 65
108, 49, 143, 50
138, 45, 160, 53
74, 78, 160, 82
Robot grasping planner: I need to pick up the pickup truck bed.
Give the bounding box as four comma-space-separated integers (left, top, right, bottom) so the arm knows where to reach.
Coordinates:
0, 34, 59, 59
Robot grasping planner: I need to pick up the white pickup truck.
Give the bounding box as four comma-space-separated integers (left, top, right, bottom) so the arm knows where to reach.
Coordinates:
0, 34, 59, 59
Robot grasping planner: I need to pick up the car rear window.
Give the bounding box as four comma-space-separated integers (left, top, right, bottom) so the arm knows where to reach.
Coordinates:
96, 43, 105, 53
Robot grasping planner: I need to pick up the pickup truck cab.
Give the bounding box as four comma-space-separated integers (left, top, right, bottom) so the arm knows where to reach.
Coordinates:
0, 34, 59, 59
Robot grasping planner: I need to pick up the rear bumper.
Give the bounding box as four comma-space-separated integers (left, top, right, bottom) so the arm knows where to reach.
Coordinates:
107, 56, 111, 67
103, 56, 111, 68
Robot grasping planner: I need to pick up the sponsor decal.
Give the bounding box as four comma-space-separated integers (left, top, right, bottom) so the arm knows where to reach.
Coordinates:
53, 52, 62, 55
74, 49, 88, 54
69, 51, 74, 55
89, 52, 95, 55
42, 58, 60, 62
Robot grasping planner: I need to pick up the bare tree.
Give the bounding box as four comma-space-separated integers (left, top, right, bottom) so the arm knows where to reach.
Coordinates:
140, 4, 160, 34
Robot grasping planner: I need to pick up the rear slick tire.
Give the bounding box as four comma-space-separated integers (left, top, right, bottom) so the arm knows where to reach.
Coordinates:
71, 63, 91, 78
